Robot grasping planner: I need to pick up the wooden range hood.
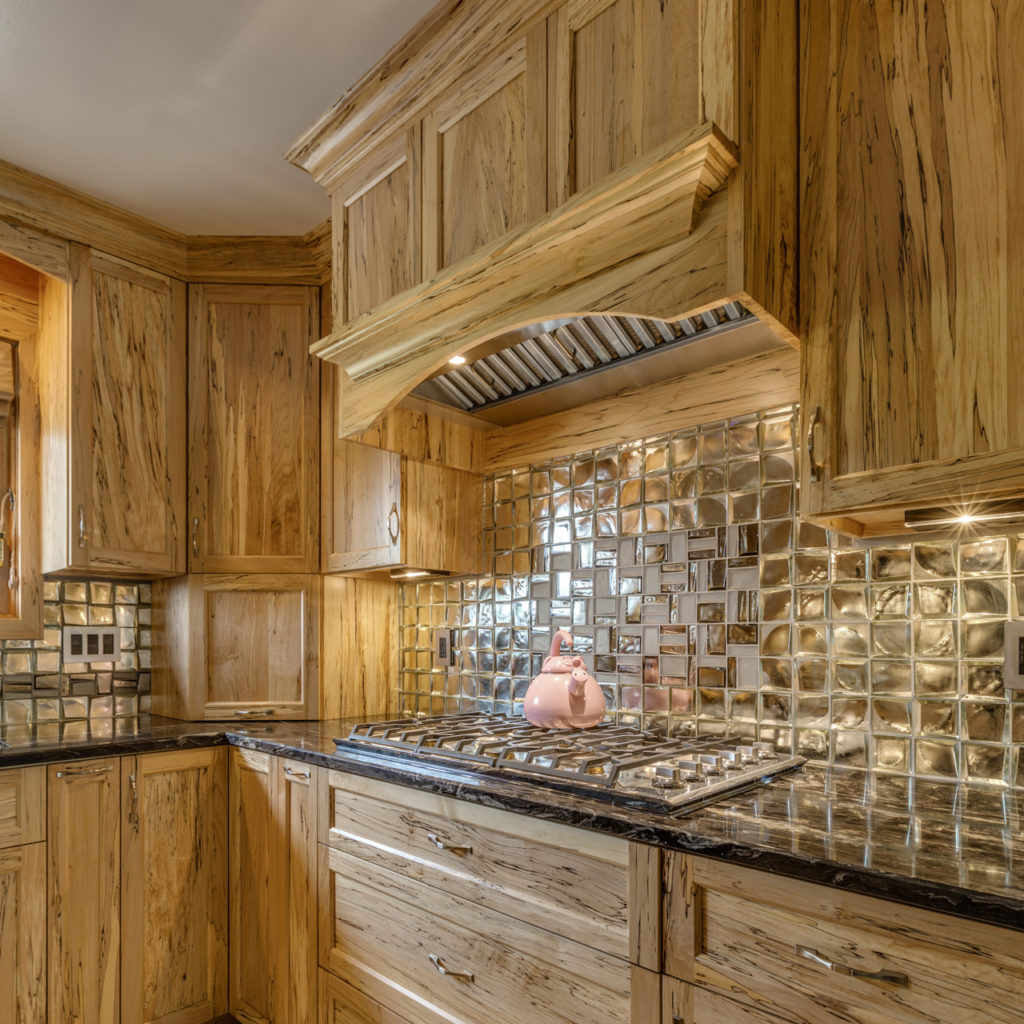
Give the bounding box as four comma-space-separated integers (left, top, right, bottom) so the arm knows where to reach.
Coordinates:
287, 0, 799, 437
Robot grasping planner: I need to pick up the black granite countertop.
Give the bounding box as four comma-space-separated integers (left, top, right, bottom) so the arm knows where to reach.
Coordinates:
5, 715, 1022, 932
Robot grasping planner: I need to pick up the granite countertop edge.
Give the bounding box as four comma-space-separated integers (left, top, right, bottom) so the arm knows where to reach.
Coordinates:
4, 718, 1022, 933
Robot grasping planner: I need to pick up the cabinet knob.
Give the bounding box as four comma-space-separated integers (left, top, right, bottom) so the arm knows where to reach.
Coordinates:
806, 407, 823, 483
387, 502, 400, 544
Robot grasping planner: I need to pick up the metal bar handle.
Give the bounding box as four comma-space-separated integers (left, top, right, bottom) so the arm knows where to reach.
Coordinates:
128, 772, 139, 827
234, 708, 276, 717
806, 407, 823, 483
56, 764, 114, 779
429, 954, 474, 982
387, 502, 400, 544
78, 504, 89, 548
796, 945, 909, 987
191, 516, 200, 557
426, 832, 472, 855
283, 766, 311, 779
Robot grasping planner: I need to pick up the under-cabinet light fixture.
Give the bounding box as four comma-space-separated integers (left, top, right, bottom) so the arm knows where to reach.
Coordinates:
389, 568, 450, 580
448, 354, 467, 365
904, 498, 1024, 530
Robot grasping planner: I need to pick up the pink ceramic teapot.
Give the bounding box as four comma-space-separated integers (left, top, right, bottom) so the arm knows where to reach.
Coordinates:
524, 630, 606, 729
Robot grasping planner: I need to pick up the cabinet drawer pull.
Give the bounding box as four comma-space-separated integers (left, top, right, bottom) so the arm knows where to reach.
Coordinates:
191, 516, 200, 557
78, 504, 89, 548
429, 953, 474, 982
426, 832, 472, 855
283, 766, 310, 779
56, 764, 114, 778
387, 502, 400, 544
806, 407, 823, 482
128, 771, 139, 827
796, 945, 909, 987
234, 708, 275, 717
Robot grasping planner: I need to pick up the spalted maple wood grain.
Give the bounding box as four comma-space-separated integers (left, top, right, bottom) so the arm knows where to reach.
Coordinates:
801, 0, 1024, 526
0, 842, 46, 1024
0, 251, 39, 342
664, 853, 1024, 1024
48, 759, 120, 1024
188, 283, 319, 572
319, 969, 421, 1024
0, 767, 44, 851
120, 749, 227, 1024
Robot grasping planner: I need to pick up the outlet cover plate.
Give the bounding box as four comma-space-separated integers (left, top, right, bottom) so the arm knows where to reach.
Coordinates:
1003, 621, 1024, 690
62, 626, 120, 665
432, 628, 454, 670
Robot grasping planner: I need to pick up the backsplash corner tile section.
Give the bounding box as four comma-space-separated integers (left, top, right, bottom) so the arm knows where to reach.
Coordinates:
0, 579, 152, 721
398, 402, 1024, 790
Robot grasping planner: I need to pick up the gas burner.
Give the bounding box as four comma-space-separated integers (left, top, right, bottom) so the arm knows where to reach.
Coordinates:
338, 714, 805, 815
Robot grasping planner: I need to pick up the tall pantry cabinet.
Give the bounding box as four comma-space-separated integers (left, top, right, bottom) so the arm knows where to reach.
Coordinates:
153, 283, 322, 720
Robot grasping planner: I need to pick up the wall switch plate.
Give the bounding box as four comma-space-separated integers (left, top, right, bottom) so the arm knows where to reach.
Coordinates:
1003, 621, 1024, 690
432, 628, 454, 669
63, 626, 120, 664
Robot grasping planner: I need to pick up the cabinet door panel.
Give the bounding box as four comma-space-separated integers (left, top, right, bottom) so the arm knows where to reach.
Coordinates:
801, 0, 1024, 524
69, 245, 186, 575
335, 129, 421, 324
0, 843, 46, 1024
121, 749, 227, 1024
189, 283, 319, 571
423, 27, 546, 275
48, 758, 120, 1024
0, 766, 44, 850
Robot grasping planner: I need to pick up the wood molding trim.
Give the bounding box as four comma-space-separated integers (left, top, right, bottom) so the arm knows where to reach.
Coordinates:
484, 345, 799, 472
315, 125, 738, 435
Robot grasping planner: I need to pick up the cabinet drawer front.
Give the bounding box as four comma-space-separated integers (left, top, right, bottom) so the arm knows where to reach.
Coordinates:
320, 969, 423, 1024
323, 771, 628, 957
0, 766, 45, 849
662, 975, 791, 1024
321, 847, 630, 1024
668, 855, 1024, 1024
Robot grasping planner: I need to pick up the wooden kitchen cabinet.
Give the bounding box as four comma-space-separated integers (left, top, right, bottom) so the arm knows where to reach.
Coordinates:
660, 853, 1024, 1024
0, 766, 46, 1024
326, 438, 481, 576
153, 573, 319, 720
229, 749, 318, 1024
120, 748, 228, 1024
38, 243, 187, 576
800, 0, 1024, 533
188, 283, 319, 572
47, 757, 121, 1024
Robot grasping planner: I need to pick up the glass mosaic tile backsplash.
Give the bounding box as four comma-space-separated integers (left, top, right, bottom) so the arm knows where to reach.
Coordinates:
0, 579, 151, 721
399, 403, 1024, 789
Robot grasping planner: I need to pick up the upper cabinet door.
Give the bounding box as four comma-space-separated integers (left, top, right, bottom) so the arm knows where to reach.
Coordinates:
188, 283, 320, 572
41, 244, 187, 577
422, 25, 548, 277
800, 0, 1024, 533
333, 130, 421, 327
550, 0, 702, 199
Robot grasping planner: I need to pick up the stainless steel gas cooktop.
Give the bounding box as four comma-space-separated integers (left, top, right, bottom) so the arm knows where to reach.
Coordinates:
335, 713, 805, 815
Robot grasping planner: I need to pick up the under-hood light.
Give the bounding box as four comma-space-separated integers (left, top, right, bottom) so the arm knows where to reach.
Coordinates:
904, 498, 1024, 530
389, 568, 450, 581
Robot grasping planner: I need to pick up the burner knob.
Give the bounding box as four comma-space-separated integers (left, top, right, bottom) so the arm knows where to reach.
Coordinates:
697, 753, 723, 775
676, 758, 704, 782
753, 741, 777, 760
736, 745, 759, 765
719, 751, 742, 770
653, 766, 684, 788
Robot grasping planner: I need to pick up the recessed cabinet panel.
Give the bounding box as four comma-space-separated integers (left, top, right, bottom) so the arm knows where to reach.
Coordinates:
188, 284, 319, 572
0, 843, 46, 1024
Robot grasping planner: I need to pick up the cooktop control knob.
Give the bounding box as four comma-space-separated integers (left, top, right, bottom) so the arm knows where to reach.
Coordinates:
736, 745, 758, 765
697, 753, 723, 775
753, 741, 776, 760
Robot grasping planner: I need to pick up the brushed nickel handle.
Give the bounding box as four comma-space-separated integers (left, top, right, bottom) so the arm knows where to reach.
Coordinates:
426, 832, 472, 855
806, 407, 823, 483
235, 708, 275, 717
78, 504, 89, 548
283, 766, 310, 779
796, 945, 909, 987
387, 502, 400, 544
429, 954, 474, 982
4, 488, 14, 588
191, 516, 200, 557
128, 772, 139, 828
56, 764, 114, 779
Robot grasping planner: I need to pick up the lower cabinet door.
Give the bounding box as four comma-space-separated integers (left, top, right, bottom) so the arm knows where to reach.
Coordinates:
663, 975, 792, 1024
319, 968, 421, 1024
48, 758, 121, 1024
120, 749, 228, 1024
0, 842, 46, 1024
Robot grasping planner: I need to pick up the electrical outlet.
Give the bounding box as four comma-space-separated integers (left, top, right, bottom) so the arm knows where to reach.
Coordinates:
432, 628, 454, 669
63, 626, 120, 665
1003, 621, 1024, 690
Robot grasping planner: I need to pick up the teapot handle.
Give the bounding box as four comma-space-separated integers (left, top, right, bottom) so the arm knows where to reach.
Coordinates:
549, 629, 573, 659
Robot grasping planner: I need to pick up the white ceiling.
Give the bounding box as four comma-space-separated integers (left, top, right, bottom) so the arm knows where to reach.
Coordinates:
0, 0, 439, 235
